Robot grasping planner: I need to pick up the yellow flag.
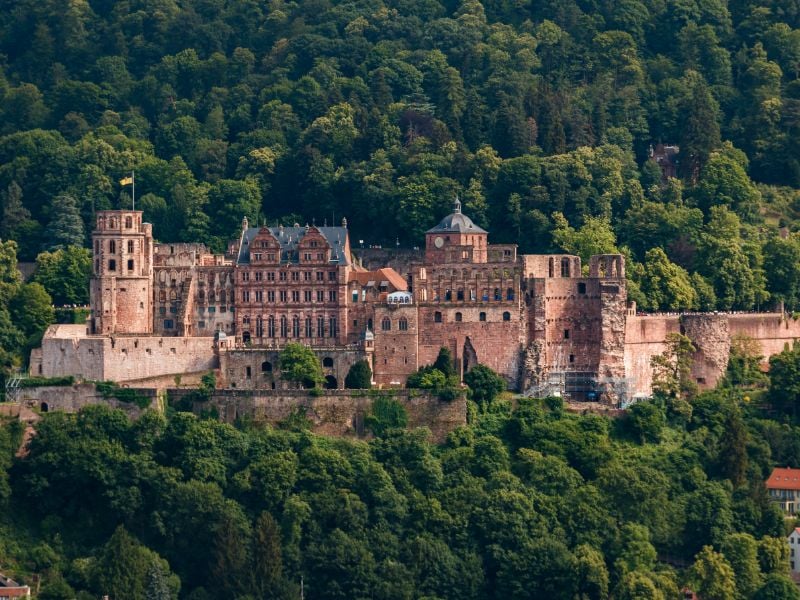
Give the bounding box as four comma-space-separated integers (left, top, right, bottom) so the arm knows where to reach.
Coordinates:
119, 176, 133, 186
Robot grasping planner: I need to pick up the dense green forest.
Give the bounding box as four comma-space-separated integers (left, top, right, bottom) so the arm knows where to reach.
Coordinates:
5, 345, 800, 599
3, 0, 800, 322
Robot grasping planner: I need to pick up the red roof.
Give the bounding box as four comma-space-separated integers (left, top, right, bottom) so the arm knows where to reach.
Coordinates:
766, 467, 800, 490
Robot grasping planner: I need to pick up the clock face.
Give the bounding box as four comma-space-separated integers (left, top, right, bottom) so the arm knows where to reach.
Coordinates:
434, 236, 444, 248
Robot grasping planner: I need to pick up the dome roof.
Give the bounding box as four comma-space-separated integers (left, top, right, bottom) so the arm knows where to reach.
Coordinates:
426, 198, 487, 234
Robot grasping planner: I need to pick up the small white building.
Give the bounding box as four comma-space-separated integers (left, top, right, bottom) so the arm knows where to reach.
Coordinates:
789, 528, 800, 575
766, 467, 800, 514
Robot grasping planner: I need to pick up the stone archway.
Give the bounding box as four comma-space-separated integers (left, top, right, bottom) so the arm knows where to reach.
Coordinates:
324, 375, 338, 389
40, 402, 49, 413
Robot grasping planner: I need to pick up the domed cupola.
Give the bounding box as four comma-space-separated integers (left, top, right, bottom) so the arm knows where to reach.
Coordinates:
425, 197, 489, 264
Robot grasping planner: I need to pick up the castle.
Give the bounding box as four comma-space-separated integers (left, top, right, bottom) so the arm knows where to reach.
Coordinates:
32, 202, 800, 404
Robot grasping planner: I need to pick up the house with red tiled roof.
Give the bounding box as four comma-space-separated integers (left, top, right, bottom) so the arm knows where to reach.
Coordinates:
0, 573, 30, 599
766, 467, 800, 515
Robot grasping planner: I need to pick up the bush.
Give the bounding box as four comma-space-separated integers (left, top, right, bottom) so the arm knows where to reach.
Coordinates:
345, 360, 372, 389
19, 375, 75, 388
464, 365, 506, 407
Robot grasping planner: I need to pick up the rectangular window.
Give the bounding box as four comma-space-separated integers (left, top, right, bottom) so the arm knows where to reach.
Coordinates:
279, 272, 287, 281
255, 290, 263, 302
208, 306, 216, 313
255, 272, 263, 281
317, 271, 324, 281
291, 271, 299, 281
317, 317, 325, 338
198, 321, 206, 329
578, 282, 587, 294
164, 319, 174, 329
292, 290, 300, 302
242, 290, 250, 302
109, 240, 116, 253
127, 259, 134, 271
108, 259, 116, 271
280, 291, 287, 302
304, 252, 311, 260
304, 271, 311, 281
317, 290, 324, 302
159, 307, 166, 315
246, 366, 251, 379
242, 272, 250, 281
305, 317, 313, 337
329, 271, 337, 281
267, 290, 275, 302
352, 291, 359, 302
329, 290, 337, 302
564, 329, 570, 339
127, 240, 134, 253
329, 317, 337, 337
254, 253, 262, 261
304, 290, 312, 302
267, 272, 275, 281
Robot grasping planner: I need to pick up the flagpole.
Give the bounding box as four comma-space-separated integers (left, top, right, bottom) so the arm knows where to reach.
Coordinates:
132, 170, 135, 211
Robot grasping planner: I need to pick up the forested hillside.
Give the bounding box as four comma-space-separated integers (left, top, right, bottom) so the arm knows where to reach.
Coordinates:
2, 0, 800, 317
1, 382, 800, 600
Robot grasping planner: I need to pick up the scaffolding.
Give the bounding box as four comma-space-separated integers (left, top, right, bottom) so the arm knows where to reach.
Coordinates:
3, 371, 23, 403
524, 371, 632, 405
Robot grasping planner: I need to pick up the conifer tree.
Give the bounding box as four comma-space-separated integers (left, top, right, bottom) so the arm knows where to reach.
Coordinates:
48, 194, 84, 250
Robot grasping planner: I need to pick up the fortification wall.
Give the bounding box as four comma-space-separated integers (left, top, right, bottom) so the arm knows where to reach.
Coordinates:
18, 383, 151, 417
624, 315, 681, 397
40, 327, 218, 382
172, 388, 466, 442
727, 314, 800, 357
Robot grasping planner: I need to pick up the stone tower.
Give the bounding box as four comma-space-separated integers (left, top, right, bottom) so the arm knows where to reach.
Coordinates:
90, 210, 153, 335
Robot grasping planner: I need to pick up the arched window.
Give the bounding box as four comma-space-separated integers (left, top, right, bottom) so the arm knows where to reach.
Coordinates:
445, 289, 452, 301
561, 257, 571, 277
256, 317, 263, 337
323, 357, 334, 367
268, 316, 275, 337
502, 311, 511, 321
457, 289, 464, 301
381, 317, 391, 331
261, 361, 272, 372
479, 312, 486, 322
109, 218, 116, 229
398, 317, 408, 331
125, 216, 133, 229
434, 311, 442, 323
280, 316, 288, 337
507, 287, 514, 300
455, 312, 463, 322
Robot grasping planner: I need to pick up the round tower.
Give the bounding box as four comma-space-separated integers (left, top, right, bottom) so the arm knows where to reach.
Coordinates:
90, 210, 153, 335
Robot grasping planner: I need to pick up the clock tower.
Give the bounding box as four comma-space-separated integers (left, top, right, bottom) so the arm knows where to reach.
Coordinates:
424, 198, 488, 264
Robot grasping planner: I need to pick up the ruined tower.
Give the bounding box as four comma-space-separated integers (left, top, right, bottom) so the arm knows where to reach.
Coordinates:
90, 210, 153, 335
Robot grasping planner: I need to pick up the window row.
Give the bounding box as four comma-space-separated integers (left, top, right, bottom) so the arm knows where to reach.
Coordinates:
432, 288, 515, 302
100, 259, 136, 272
433, 311, 512, 323
240, 270, 337, 282
95, 239, 136, 254
241, 290, 337, 303
103, 216, 135, 230
241, 316, 338, 340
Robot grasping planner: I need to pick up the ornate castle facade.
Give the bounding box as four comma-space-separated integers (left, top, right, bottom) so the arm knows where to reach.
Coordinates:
33, 203, 800, 404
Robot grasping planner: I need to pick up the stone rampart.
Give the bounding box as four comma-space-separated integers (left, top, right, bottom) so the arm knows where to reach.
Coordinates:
17, 383, 152, 417
39, 325, 218, 382
170, 388, 466, 442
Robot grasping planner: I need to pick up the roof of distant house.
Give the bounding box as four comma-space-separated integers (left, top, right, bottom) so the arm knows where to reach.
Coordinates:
348, 268, 407, 291
766, 467, 800, 490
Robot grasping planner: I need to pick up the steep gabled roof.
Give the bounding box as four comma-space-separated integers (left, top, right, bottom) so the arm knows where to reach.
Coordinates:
237, 225, 349, 266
